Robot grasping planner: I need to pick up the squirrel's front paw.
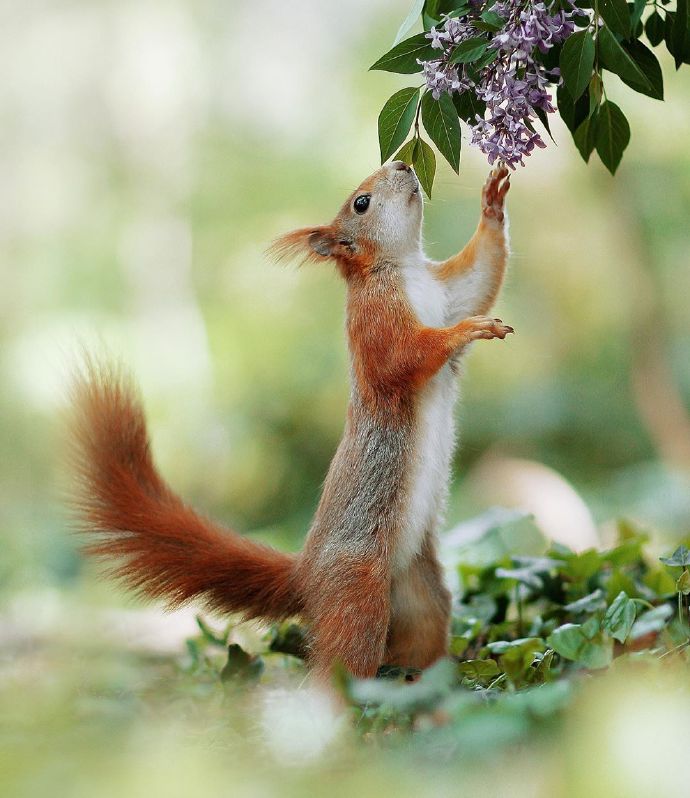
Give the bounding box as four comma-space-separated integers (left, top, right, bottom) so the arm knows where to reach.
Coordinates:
482, 165, 510, 223
460, 315, 514, 343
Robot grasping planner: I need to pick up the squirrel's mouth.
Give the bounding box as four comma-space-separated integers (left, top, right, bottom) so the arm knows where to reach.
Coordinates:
409, 179, 420, 202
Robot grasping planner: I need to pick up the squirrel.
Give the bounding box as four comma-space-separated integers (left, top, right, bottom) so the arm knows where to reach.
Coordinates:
70, 161, 511, 683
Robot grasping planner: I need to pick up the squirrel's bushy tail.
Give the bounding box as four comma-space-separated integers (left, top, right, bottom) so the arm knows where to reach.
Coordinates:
69, 360, 302, 622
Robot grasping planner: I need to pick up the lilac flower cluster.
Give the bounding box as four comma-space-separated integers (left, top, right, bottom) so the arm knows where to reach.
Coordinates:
422, 1, 575, 168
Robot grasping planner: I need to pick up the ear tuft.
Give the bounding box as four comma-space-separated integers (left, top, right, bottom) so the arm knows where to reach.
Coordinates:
267, 226, 336, 264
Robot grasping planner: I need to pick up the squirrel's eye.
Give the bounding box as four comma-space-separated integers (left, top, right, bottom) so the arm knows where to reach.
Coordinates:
353, 194, 371, 214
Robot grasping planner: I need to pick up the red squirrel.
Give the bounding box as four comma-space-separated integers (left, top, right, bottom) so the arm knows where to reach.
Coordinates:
70, 161, 511, 683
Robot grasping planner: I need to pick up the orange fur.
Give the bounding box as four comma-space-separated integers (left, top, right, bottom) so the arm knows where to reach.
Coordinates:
70, 162, 511, 683
69, 362, 301, 621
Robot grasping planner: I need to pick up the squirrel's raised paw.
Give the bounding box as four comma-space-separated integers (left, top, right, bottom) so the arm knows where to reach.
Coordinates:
461, 315, 514, 343
482, 165, 510, 223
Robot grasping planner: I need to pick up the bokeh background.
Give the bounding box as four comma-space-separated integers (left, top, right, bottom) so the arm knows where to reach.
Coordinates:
2, 1, 690, 796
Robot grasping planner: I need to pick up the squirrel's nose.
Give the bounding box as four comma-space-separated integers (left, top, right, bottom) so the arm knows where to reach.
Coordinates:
390, 160, 412, 172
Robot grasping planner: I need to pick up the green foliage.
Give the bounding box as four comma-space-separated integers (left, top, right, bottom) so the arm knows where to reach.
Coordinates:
560, 30, 596, 100
187, 517, 689, 734
378, 87, 421, 162
371, 0, 690, 190
421, 91, 461, 173
395, 136, 437, 195
370, 32, 437, 73
595, 100, 631, 174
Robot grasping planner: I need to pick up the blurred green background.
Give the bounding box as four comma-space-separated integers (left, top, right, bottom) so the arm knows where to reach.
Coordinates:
1, 1, 689, 796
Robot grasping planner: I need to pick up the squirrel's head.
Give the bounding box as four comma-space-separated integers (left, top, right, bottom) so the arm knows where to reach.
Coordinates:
269, 161, 423, 278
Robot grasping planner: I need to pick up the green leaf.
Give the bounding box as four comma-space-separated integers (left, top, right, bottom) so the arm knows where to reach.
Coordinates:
643, 568, 678, 597
495, 566, 543, 589
579, 636, 614, 669
630, 604, 673, 639
534, 106, 555, 143
564, 589, 606, 613
393, 0, 426, 45
630, 0, 646, 28
351, 658, 454, 712
672, 0, 690, 68
472, 48, 499, 70
457, 659, 501, 680
220, 643, 264, 683
664, 10, 690, 66
412, 137, 436, 197
370, 32, 438, 74
595, 100, 630, 175
378, 87, 420, 163
547, 623, 586, 660
598, 27, 663, 99
498, 638, 545, 685
557, 83, 590, 133
421, 91, 461, 172
395, 137, 417, 165
547, 623, 613, 668
476, 9, 505, 31
560, 30, 595, 100
195, 615, 228, 646
581, 615, 600, 639
573, 110, 598, 162
449, 36, 489, 64
599, 0, 631, 38
660, 544, 690, 567
453, 90, 486, 123
623, 39, 664, 99
603, 591, 637, 642
589, 72, 603, 115
646, 11, 665, 46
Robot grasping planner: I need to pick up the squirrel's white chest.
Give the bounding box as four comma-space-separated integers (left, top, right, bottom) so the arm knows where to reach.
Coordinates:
394, 262, 457, 572
400, 260, 448, 327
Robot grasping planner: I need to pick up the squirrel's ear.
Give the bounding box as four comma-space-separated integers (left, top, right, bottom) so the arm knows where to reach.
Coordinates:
267, 225, 337, 264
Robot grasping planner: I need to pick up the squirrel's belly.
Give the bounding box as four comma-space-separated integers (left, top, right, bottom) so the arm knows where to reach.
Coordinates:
393, 368, 458, 573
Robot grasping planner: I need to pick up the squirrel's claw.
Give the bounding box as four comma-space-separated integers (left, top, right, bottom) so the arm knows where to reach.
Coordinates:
482, 167, 511, 222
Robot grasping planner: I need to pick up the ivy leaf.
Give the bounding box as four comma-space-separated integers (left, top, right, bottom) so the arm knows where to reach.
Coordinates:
370, 32, 438, 74
220, 644, 264, 683
564, 589, 606, 613
421, 91, 461, 172
453, 90, 486, 123
449, 36, 489, 64
547, 623, 586, 660
412, 137, 436, 198
603, 590, 637, 642
547, 623, 613, 669
599, 0, 631, 38
392, 0, 426, 45
560, 30, 595, 100
660, 544, 690, 567
598, 27, 663, 99
629, 604, 673, 639
495, 566, 543, 590
457, 659, 501, 681
378, 87, 420, 163
645, 11, 665, 46
595, 100, 630, 175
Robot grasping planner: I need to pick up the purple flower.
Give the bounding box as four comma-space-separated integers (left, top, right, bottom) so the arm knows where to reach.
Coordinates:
420, 0, 576, 167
